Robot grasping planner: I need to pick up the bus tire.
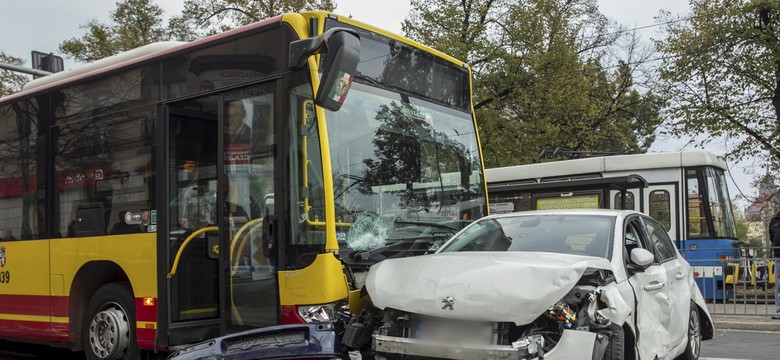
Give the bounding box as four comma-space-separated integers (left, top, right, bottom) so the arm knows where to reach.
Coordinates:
83, 282, 139, 360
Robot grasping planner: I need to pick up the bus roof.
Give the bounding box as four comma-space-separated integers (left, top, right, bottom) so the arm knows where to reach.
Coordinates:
21, 42, 185, 91
485, 151, 727, 184
0, 15, 283, 105
2, 11, 471, 106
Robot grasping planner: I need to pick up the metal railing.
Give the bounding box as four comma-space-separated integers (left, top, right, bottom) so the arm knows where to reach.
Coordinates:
680, 246, 778, 316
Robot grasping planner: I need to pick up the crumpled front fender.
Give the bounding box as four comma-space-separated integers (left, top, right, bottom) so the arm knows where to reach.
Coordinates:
595, 283, 632, 326
167, 323, 343, 360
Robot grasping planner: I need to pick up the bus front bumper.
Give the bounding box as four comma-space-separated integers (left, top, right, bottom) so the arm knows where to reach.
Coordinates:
166, 323, 341, 360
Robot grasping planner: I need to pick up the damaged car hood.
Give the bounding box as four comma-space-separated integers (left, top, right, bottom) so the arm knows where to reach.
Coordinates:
365, 252, 613, 325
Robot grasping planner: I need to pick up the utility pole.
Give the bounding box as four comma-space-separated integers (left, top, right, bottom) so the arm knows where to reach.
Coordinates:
0, 62, 52, 78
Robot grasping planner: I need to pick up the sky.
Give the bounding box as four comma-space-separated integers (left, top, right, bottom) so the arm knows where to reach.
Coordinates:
0, 0, 760, 206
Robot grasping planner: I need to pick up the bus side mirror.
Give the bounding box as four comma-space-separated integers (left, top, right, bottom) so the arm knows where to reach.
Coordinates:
289, 27, 360, 112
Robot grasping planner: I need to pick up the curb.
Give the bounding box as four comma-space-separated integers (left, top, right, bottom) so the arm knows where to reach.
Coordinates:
713, 319, 780, 332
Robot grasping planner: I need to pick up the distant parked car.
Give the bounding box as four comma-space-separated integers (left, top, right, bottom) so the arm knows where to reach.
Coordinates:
363, 210, 713, 359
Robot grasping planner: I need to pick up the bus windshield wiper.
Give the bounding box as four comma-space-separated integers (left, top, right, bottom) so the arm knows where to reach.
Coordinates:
353, 74, 430, 103
394, 219, 460, 231
353, 73, 381, 86
351, 235, 445, 261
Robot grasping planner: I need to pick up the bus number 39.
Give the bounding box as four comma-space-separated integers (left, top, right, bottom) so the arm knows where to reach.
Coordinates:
0, 271, 9, 283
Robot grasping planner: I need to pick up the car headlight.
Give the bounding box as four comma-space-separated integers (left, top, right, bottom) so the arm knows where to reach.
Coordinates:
297, 303, 337, 323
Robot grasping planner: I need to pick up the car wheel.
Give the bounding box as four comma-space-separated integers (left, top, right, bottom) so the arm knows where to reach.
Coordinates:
604, 323, 624, 360
83, 282, 139, 360
677, 302, 701, 360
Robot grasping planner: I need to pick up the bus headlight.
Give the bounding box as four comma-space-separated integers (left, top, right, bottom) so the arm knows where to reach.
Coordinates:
297, 303, 337, 323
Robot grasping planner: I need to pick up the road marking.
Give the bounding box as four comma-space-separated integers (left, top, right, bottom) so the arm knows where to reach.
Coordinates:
701, 358, 752, 360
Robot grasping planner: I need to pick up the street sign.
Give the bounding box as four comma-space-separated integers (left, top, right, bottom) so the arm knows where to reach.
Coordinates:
31, 51, 64, 78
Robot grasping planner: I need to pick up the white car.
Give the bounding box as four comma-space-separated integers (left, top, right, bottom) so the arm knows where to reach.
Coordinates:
363, 210, 713, 360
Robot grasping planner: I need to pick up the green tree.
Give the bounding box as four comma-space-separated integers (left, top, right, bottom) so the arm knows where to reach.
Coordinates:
0, 52, 28, 97
403, 0, 663, 167
59, 0, 186, 62
180, 0, 336, 35
656, 0, 780, 166
59, 0, 338, 63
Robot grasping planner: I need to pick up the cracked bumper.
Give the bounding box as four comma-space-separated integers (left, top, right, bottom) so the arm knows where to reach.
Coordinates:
373, 329, 600, 360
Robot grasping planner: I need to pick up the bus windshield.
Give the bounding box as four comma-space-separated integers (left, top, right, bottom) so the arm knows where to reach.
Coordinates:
327, 82, 484, 252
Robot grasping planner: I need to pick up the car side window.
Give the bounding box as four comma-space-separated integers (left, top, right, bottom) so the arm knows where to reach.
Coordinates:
624, 218, 649, 263
643, 217, 677, 262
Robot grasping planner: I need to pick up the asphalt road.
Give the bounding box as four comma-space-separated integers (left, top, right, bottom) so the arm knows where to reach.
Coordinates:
700, 329, 780, 360
1, 329, 778, 359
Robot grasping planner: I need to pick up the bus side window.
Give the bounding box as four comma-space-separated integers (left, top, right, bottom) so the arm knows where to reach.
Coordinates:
0, 99, 44, 241
54, 106, 156, 238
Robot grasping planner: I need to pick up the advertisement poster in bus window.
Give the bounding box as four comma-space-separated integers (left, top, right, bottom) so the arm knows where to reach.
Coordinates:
223, 93, 275, 281
536, 195, 599, 210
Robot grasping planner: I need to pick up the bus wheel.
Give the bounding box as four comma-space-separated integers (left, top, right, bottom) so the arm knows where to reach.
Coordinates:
83, 283, 138, 360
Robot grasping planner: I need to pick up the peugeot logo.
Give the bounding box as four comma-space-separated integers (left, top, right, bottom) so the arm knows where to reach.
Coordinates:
441, 296, 455, 310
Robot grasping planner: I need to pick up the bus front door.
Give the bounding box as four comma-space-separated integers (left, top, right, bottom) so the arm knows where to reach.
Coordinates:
165, 103, 222, 345
164, 84, 281, 347
219, 84, 279, 332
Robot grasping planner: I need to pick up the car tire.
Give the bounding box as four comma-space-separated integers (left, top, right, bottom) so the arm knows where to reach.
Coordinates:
83, 282, 139, 360
676, 302, 701, 360
604, 323, 624, 360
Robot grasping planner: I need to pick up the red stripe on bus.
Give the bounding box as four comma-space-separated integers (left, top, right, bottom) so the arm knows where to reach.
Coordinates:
53, 296, 69, 318
0, 294, 70, 317
0, 319, 49, 332
0, 295, 161, 321
134, 298, 157, 322
0, 326, 70, 342
138, 339, 156, 351
135, 329, 157, 344
51, 322, 70, 336
0, 294, 52, 316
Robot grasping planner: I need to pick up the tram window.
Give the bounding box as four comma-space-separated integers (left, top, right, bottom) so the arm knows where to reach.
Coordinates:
649, 190, 671, 231
614, 192, 635, 210
686, 169, 709, 237
704, 168, 737, 238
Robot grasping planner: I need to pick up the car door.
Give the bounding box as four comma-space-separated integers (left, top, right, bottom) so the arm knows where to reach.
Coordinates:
625, 216, 673, 359
642, 216, 691, 353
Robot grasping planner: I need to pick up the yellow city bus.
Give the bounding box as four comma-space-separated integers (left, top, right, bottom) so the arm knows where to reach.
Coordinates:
0, 11, 487, 359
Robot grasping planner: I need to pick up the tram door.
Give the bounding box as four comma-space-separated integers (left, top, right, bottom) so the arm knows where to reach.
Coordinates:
644, 185, 678, 243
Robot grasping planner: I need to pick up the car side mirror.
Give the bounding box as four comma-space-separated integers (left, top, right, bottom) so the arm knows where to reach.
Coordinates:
289, 27, 361, 112
630, 248, 655, 269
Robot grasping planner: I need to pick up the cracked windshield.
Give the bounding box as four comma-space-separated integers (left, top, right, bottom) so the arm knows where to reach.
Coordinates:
327, 82, 485, 256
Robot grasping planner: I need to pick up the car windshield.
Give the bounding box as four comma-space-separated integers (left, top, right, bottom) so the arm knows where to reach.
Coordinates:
326, 82, 485, 255
439, 214, 615, 259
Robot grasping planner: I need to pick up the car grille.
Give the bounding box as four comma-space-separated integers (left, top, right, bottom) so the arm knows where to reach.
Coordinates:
390, 311, 513, 346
